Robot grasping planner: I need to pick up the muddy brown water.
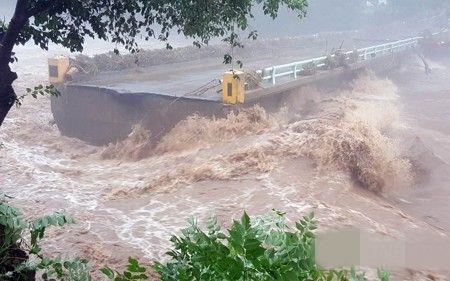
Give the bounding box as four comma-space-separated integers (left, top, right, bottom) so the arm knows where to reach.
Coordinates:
2, 43, 450, 280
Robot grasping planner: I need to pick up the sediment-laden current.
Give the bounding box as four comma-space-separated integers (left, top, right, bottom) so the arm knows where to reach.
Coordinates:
2, 44, 450, 280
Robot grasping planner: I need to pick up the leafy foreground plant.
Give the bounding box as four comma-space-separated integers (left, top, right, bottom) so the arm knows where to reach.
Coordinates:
154, 211, 342, 280
104, 210, 391, 281
0, 196, 90, 280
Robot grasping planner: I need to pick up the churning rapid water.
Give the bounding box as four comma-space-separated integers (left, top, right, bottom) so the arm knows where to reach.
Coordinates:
2, 41, 450, 280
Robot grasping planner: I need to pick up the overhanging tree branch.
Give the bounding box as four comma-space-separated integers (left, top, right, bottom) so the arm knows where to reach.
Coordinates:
27, 0, 61, 17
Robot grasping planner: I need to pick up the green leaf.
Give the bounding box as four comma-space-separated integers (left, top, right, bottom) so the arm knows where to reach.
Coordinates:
124, 271, 132, 278
241, 211, 251, 230
30, 245, 42, 255
216, 233, 227, 240
377, 268, 391, 281
101, 267, 116, 279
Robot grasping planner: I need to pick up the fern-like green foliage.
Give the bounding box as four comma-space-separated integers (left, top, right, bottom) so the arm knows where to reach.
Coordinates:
150, 210, 390, 281
153, 211, 324, 280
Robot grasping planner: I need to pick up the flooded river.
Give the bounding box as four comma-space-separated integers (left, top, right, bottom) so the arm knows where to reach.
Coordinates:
2, 40, 450, 280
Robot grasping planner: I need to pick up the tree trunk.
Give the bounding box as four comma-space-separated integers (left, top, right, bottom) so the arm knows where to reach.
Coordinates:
0, 66, 17, 127
0, 1, 35, 280
0, 0, 29, 128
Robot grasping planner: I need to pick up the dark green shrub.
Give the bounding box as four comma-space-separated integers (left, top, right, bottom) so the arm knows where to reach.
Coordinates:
151, 210, 388, 281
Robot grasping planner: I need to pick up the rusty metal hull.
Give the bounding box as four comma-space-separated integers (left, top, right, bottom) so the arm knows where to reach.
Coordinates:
51, 52, 410, 146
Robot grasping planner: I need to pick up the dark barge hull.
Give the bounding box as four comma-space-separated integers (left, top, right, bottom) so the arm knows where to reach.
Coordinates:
51, 51, 411, 146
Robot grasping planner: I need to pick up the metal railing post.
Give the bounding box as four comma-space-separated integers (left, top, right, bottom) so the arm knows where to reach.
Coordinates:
272, 67, 276, 85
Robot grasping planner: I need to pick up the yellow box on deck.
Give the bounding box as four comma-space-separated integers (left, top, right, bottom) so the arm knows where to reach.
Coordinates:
222, 70, 245, 104
48, 56, 70, 84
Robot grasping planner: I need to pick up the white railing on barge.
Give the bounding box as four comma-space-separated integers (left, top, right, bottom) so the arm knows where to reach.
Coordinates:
257, 37, 422, 85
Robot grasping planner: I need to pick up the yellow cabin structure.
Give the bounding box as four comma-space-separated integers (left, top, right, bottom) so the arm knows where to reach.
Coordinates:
48, 56, 70, 84
222, 70, 245, 104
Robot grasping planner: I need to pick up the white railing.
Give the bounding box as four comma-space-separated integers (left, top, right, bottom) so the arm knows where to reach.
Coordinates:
257, 36, 422, 85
